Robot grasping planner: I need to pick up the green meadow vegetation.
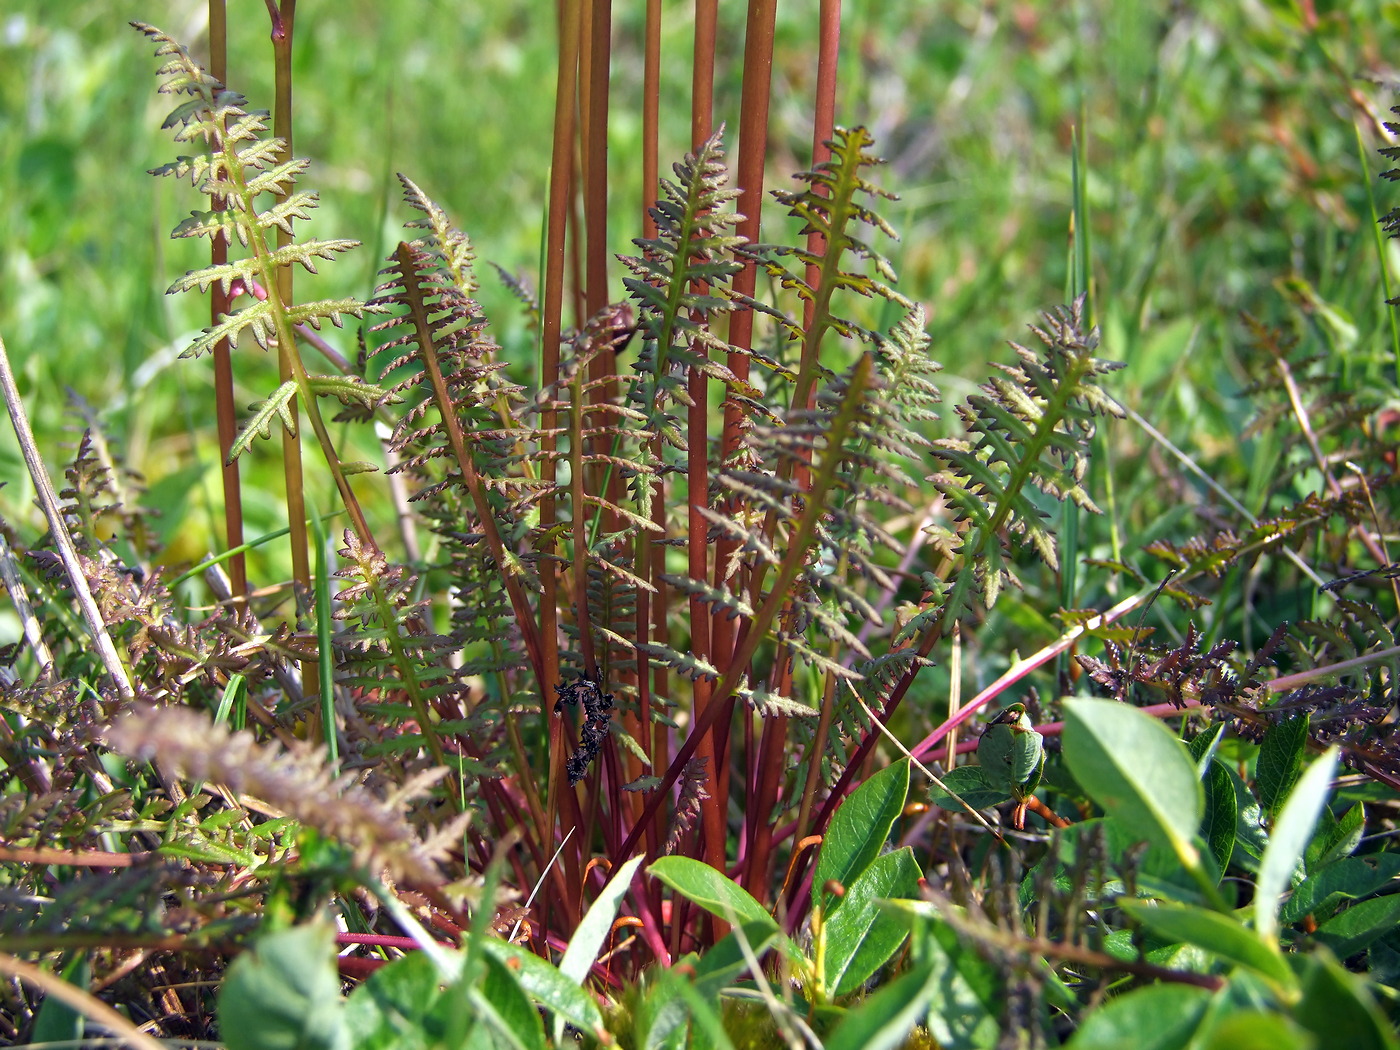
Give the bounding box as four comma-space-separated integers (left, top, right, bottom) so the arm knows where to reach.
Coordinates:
2, 2, 1400, 1047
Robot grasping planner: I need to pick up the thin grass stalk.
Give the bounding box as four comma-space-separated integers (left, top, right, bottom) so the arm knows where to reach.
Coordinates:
208, 0, 246, 602
1058, 124, 1089, 687
1355, 122, 1400, 386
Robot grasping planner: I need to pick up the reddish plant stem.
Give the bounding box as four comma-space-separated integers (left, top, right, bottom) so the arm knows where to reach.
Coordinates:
710, 0, 777, 665
742, 0, 843, 901
686, 0, 727, 891
541, 0, 583, 928
635, 0, 665, 896
208, 0, 245, 602
267, 0, 309, 593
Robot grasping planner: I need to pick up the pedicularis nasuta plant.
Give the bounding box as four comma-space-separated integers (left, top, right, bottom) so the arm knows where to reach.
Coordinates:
3, 6, 1400, 1049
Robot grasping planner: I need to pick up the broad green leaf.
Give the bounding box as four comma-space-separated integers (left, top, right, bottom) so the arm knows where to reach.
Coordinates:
822, 959, 937, 1050
1119, 900, 1295, 991
1292, 950, 1400, 1050
1192, 1009, 1316, 1050
814, 758, 909, 916
478, 940, 604, 1035
635, 968, 693, 1050
876, 906, 1002, 1049
1313, 893, 1400, 959
560, 853, 645, 984
668, 975, 738, 1050
218, 921, 349, 1050
467, 952, 546, 1050
976, 704, 1045, 798
1062, 698, 1203, 871
1201, 759, 1237, 876
648, 856, 776, 930
345, 950, 448, 1050
1304, 802, 1364, 872
1257, 714, 1309, 816
691, 921, 781, 1001
1187, 723, 1227, 769
1281, 853, 1400, 925
1256, 747, 1338, 942
823, 846, 922, 997
1229, 761, 1269, 869
1065, 983, 1211, 1050
927, 764, 1011, 812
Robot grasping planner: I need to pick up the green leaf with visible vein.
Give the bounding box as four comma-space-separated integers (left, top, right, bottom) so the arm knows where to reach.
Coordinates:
1257, 714, 1309, 817
1062, 699, 1203, 873
815, 758, 909, 917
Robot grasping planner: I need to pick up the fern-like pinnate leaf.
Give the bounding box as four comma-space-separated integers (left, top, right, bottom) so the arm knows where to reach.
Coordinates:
930, 296, 1122, 614
134, 22, 371, 359
229, 380, 299, 459
399, 174, 479, 295
764, 127, 914, 399
370, 186, 544, 690
621, 128, 749, 430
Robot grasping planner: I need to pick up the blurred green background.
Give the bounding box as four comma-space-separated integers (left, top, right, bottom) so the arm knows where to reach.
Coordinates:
3, 0, 1399, 581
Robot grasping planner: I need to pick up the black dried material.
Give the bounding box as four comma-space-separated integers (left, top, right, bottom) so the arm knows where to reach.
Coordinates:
554, 675, 614, 785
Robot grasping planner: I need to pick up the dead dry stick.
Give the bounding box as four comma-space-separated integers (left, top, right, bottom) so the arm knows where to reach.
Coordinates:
0, 333, 135, 703
0, 950, 168, 1050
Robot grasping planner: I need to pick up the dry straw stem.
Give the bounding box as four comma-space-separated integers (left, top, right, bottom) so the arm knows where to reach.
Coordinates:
0, 951, 167, 1050
0, 334, 134, 701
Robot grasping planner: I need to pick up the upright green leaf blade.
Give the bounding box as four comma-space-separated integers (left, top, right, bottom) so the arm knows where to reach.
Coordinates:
470, 952, 546, 1050
823, 846, 922, 997
478, 941, 605, 1035
1256, 747, 1338, 942
30, 953, 89, 1046
560, 854, 646, 984
822, 959, 937, 1050
1305, 802, 1364, 872
1201, 758, 1237, 876
345, 950, 453, 1050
